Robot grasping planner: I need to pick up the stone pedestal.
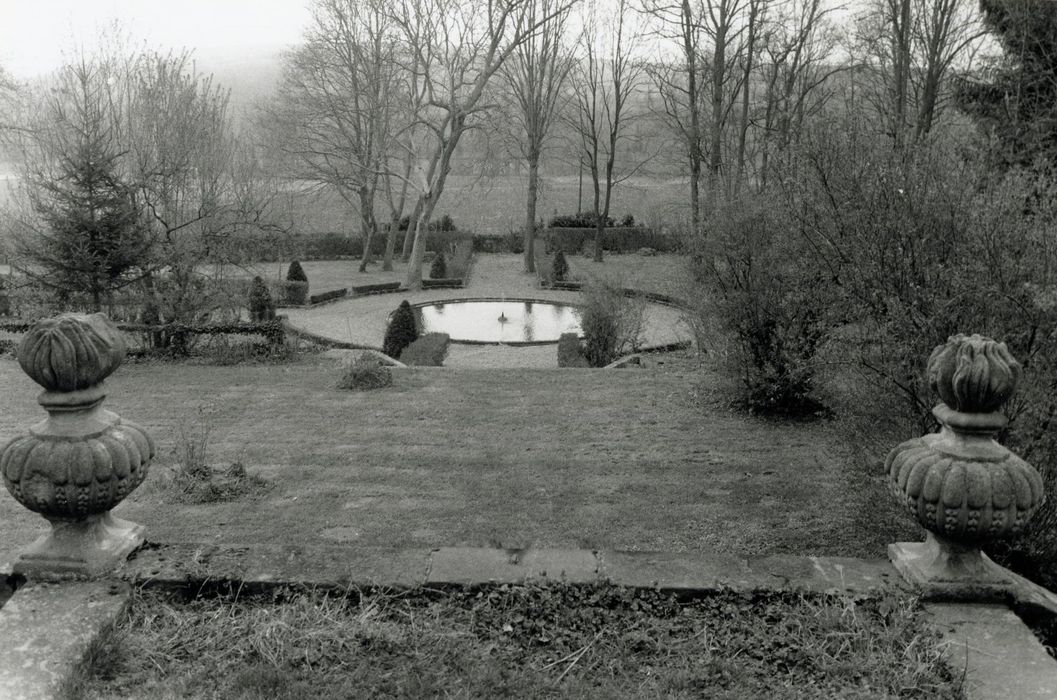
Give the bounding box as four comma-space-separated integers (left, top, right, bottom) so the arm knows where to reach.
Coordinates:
15, 513, 145, 579
885, 335, 1045, 600
889, 533, 1013, 600
0, 313, 153, 579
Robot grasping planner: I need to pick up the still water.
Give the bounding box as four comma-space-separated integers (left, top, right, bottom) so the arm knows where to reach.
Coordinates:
415, 299, 582, 344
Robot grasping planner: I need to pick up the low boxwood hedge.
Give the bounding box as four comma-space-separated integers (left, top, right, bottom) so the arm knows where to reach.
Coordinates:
309, 288, 348, 305
352, 281, 402, 296
401, 332, 450, 366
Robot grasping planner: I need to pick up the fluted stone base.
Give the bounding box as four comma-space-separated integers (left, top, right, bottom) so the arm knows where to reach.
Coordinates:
889, 532, 1013, 600
14, 512, 145, 579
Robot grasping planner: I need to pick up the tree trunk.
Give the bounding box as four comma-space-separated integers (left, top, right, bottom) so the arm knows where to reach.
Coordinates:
401, 198, 423, 262
382, 219, 397, 271
524, 153, 540, 273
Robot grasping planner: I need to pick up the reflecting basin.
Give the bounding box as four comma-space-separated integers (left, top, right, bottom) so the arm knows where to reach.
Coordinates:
414, 299, 582, 344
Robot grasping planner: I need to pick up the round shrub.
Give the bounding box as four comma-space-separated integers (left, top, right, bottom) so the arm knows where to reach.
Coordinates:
383, 300, 418, 359
552, 250, 569, 282
286, 260, 308, 283
248, 276, 275, 322
430, 251, 448, 279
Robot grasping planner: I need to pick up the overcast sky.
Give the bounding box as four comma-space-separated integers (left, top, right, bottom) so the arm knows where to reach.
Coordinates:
0, 0, 312, 78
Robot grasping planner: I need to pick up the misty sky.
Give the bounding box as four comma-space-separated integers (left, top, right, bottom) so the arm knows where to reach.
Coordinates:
0, 0, 312, 78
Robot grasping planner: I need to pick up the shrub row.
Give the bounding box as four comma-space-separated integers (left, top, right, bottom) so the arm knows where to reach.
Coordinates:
400, 332, 450, 366
422, 278, 463, 290
546, 227, 681, 254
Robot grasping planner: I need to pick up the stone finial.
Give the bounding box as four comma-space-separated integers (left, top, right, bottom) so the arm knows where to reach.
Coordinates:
887, 334, 1045, 598
927, 334, 1020, 414
0, 313, 153, 578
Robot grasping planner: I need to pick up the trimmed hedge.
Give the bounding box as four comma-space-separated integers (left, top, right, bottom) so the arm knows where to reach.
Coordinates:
422, 278, 463, 289
430, 252, 448, 279
552, 250, 569, 282
557, 332, 589, 367
546, 227, 681, 254
248, 276, 276, 322
401, 332, 450, 366
309, 288, 348, 305
352, 281, 402, 296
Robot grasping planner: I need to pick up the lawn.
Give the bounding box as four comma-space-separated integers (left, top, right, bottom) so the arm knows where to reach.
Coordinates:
66, 584, 961, 700
0, 353, 920, 565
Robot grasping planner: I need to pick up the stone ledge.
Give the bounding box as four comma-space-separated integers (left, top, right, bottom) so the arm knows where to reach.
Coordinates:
119, 542, 432, 591
926, 602, 1057, 699
0, 579, 130, 700
427, 547, 599, 585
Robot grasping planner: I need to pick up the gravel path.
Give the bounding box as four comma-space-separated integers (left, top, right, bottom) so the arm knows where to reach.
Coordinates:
284, 255, 692, 368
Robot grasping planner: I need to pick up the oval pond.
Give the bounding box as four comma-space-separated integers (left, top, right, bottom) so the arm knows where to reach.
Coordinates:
415, 299, 582, 344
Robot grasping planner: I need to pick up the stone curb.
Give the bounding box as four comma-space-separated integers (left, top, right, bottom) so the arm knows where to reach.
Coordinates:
114, 542, 905, 598
0, 579, 130, 700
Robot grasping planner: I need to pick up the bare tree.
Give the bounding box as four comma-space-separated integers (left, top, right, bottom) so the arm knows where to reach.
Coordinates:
642, 0, 706, 238
500, 0, 576, 273
391, 0, 577, 289
572, 0, 646, 262
127, 50, 286, 327
269, 0, 403, 273
757, 0, 843, 188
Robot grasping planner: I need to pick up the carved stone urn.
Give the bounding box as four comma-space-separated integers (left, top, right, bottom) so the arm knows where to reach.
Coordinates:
0, 313, 153, 577
886, 334, 1045, 597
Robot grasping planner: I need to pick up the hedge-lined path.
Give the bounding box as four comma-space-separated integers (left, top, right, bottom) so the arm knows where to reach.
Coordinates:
282, 254, 693, 367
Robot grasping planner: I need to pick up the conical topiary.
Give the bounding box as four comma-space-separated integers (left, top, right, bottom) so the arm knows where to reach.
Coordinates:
286, 260, 308, 283
248, 276, 275, 322
551, 250, 569, 282
383, 300, 418, 359
430, 251, 447, 279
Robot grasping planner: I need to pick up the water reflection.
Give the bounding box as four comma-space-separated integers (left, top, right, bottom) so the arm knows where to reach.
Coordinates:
416, 300, 582, 343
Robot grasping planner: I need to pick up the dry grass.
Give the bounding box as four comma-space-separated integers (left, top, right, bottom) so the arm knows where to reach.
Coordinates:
0, 354, 920, 562
64, 584, 963, 700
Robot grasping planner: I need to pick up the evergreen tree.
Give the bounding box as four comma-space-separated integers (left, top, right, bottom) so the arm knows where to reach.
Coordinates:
383, 300, 418, 358
958, 0, 1057, 168
23, 119, 147, 310
248, 276, 275, 322
286, 260, 308, 282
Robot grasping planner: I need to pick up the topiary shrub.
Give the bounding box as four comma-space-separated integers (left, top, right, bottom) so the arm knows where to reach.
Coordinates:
383, 300, 418, 359
286, 260, 308, 283
557, 332, 589, 367
247, 276, 275, 322
401, 332, 450, 366
430, 251, 448, 279
337, 354, 393, 390
282, 261, 309, 305
551, 250, 569, 283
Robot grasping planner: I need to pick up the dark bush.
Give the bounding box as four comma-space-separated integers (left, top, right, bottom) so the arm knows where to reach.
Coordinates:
579, 280, 645, 367
557, 333, 589, 367
551, 250, 569, 282
247, 276, 275, 322
286, 260, 308, 283
694, 197, 828, 416
422, 278, 463, 289
383, 300, 418, 359
620, 214, 635, 227
401, 332, 450, 366
430, 251, 448, 279
337, 354, 393, 390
